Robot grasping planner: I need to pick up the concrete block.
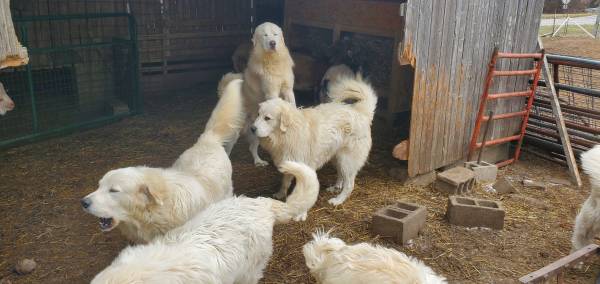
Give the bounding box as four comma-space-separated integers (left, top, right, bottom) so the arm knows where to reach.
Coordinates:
464, 161, 498, 183
405, 171, 436, 187
446, 196, 505, 230
372, 201, 427, 244
523, 179, 547, 190
493, 177, 517, 194
435, 167, 475, 194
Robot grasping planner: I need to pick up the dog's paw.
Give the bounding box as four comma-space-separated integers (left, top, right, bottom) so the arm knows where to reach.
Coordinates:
254, 159, 269, 167
328, 196, 346, 206
326, 185, 341, 193
293, 212, 308, 222
273, 191, 287, 200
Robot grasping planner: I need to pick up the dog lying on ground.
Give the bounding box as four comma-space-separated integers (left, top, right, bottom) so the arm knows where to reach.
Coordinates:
0, 82, 15, 115
91, 161, 319, 284
81, 76, 245, 243
242, 22, 296, 166
303, 230, 447, 284
572, 145, 600, 251
319, 64, 355, 103
252, 75, 376, 205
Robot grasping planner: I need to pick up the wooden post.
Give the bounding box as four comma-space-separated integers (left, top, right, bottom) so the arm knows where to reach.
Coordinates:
538, 37, 582, 188
0, 0, 29, 69
594, 7, 600, 39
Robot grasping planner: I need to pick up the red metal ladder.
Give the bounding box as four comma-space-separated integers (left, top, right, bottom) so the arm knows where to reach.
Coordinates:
468, 49, 544, 167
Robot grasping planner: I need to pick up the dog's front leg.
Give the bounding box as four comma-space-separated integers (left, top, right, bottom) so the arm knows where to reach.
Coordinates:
273, 173, 294, 200
247, 132, 269, 167
282, 88, 296, 108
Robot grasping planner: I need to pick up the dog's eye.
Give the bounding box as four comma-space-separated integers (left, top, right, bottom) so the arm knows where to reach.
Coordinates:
109, 188, 119, 193
264, 116, 271, 121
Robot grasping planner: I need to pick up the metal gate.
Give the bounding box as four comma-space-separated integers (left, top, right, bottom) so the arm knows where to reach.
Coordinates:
0, 13, 140, 149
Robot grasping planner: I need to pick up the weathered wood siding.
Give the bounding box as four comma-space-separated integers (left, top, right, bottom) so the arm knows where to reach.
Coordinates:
402, 0, 544, 176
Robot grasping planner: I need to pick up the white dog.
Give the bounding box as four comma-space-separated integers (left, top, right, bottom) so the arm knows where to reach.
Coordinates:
0, 82, 15, 115
242, 22, 296, 166
92, 161, 319, 284
319, 64, 355, 103
252, 76, 376, 205
81, 76, 245, 243
303, 230, 447, 284
572, 145, 600, 251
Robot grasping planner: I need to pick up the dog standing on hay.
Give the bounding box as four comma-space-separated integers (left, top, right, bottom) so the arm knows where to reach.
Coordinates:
572, 145, 600, 251
252, 75, 376, 205
303, 230, 447, 284
92, 161, 319, 284
241, 22, 296, 167
81, 76, 245, 243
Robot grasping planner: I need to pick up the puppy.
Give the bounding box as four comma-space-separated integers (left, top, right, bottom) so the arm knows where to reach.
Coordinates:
81, 76, 245, 243
253, 76, 377, 205
92, 161, 319, 284
572, 145, 600, 251
319, 64, 355, 103
242, 22, 296, 166
0, 82, 15, 115
303, 230, 447, 284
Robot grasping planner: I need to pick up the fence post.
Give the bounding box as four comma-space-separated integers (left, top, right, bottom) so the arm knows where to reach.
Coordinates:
20, 25, 39, 133
594, 7, 600, 38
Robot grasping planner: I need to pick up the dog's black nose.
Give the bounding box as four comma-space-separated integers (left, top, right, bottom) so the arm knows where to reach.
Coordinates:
269, 41, 276, 48
250, 126, 257, 133
81, 198, 91, 209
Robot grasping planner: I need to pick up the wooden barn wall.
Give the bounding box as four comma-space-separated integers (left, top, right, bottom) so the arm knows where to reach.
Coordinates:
401, 0, 544, 176
284, 0, 407, 110
127, 0, 252, 96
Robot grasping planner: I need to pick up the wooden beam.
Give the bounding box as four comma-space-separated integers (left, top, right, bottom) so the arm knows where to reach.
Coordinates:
537, 37, 582, 188
519, 244, 599, 283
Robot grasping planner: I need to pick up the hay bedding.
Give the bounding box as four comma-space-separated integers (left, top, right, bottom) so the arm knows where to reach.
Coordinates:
0, 84, 598, 283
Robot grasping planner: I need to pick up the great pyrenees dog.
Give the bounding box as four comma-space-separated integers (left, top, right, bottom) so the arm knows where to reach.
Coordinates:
0, 82, 15, 115
81, 76, 245, 243
92, 161, 319, 284
252, 75, 376, 205
303, 230, 447, 284
241, 22, 296, 167
572, 145, 600, 251
319, 64, 355, 103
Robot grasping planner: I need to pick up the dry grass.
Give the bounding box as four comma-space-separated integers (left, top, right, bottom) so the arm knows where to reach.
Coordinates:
0, 85, 599, 283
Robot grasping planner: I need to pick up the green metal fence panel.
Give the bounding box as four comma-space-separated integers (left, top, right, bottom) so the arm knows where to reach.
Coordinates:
0, 13, 140, 149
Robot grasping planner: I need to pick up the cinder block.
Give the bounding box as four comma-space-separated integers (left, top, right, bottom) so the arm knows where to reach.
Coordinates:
372, 201, 427, 244
446, 196, 505, 230
464, 161, 498, 183
435, 167, 475, 194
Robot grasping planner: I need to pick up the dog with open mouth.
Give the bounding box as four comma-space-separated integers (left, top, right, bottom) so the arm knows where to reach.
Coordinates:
81, 76, 245, 243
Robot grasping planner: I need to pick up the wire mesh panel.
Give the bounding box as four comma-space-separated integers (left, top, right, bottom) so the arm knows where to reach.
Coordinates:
528, 54, 600, 157
0, 13, 140, 148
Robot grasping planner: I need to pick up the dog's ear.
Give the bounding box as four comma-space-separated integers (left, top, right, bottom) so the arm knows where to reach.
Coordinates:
279, 108, 290, 133
139, 184, 163, 206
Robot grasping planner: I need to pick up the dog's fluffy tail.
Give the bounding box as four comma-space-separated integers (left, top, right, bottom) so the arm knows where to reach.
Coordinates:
271, 161, 319, 224
201, 75, 245, 145
327, 75, 378, 120
582, 145, 600, 189
217, 72, 243, 98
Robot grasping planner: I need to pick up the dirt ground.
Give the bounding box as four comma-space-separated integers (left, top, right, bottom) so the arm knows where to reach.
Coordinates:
0, 84, 599, 284
542, 37, 600, 60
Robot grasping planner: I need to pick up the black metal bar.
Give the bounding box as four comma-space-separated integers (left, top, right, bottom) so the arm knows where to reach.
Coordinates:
536, 80, 600, 98
546, 54, 600, 70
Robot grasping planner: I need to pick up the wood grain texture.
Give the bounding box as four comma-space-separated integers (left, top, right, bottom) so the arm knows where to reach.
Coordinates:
405, 0, 543, 176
